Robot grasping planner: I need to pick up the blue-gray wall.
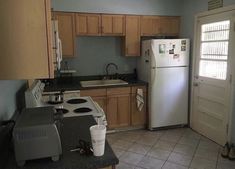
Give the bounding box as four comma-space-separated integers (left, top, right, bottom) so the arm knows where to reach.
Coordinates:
52, 0, 183, 15
52, 0, 184, 76
65, 37, 137, 76
0, 80, 26, 120
181, 0, 235, 39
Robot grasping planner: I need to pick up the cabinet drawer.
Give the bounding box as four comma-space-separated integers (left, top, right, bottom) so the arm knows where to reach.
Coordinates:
80, 89, 106, 97
131, 86, 147, 94
107, 87, 131, 95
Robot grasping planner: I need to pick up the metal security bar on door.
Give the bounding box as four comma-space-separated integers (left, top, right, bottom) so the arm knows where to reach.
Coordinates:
199, 20, 230, 81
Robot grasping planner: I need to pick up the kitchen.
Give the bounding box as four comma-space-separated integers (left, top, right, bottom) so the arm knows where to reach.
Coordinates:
1, 0, 235, 169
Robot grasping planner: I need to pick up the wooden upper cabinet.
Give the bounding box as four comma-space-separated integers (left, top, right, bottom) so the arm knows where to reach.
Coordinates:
141, 16, 180, 36
101, 14, 125, 36
54, 12, 75, 57
141, 16, 155, 36
76, 13, 101, 36
124, 15, 141, 56
159, 16, 180, 36
0, 0, 54, 79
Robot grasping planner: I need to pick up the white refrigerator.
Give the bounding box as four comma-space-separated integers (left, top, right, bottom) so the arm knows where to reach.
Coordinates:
137, 39, 190, 130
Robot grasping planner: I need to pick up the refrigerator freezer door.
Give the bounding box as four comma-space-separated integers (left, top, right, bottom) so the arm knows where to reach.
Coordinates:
151, 39, 190, 67
149, 67, 188, 129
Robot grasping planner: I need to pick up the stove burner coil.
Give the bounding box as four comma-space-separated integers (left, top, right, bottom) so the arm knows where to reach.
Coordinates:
73, 107, 92, 113
56, 108, 69, 114
48, 101, 63, 105
67, 99, 87, 104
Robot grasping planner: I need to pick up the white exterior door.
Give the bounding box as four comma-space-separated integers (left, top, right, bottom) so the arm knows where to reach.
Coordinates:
191, 11, 235, 145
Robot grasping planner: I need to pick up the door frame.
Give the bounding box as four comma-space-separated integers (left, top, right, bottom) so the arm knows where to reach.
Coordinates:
190, 4, 235, 144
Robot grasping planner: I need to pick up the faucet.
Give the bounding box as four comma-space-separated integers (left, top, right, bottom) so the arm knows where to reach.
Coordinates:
105, 63, 118, 79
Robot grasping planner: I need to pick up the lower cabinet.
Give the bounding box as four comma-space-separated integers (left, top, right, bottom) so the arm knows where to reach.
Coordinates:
107, 94, 130, 129
92, 96, 107, 113
80, 86, 146, 129
80, 89, 107, 113
131, 86, 147, 126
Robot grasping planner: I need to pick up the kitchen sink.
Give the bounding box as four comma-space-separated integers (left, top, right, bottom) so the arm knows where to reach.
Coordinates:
80, 79, 128, 87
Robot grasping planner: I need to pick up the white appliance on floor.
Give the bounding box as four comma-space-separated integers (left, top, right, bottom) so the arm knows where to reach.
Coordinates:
137, 39, 190, 129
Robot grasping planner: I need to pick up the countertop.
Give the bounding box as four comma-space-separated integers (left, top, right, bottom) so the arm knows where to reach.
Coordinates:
43, 75, 148, 92
6, 116, 119, 169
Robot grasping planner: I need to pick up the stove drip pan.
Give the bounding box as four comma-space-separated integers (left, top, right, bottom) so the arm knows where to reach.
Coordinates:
48, 101, 63, 105
73, 107, 92, 113
67, 99, 87, 104
56, 108, 69, 114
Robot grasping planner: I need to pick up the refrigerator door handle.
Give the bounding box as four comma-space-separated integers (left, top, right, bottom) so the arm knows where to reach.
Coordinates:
151, 67, 156, 85
151, 43, 157, 68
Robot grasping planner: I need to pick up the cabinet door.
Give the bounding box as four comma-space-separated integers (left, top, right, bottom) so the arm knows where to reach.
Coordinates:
131, 92, 147, 126
117, 94, 131, 127
101, 14, 125, 36
168, 17, 180, 35
107, 94, 130, 129
159, 16, 180, 36
92, 96, 107, 113
141, 16, 154, 36
76, 14, 101, 35
54, 12, 75, 57
152, 16, 161, 35
101, 15, 113, 34
80, 89, 107, 113
125, 15, 141, 56
0, 0, 54, 79
107, 96, 119, 129
112, 15, 125, 35
131, 86, 147, 126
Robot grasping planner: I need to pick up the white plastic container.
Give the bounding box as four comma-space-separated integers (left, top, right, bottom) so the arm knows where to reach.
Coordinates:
89, 125, 106, 156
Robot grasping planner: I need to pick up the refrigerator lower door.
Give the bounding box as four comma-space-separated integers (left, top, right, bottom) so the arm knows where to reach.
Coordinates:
149, 66, 188, 129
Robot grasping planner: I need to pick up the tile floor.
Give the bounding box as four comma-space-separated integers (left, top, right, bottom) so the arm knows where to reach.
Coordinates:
106, 128, 235, 169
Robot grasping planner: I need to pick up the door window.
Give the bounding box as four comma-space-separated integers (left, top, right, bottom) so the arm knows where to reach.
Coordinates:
199, 20, 230, 80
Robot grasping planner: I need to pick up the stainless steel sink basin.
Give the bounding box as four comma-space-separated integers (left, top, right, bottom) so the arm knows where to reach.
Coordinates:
80, 79, 128, 87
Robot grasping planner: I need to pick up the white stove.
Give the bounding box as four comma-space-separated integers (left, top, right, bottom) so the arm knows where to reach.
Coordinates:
44, 96, 104, 118
25, 80, 107, 125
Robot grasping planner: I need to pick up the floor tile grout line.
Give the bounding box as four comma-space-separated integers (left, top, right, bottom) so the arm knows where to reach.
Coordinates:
110, 128, 207, 169
115, 130, 160, 168
135, 131, 163, 168
160, 129, 188, 169
187, 134, 205, 169
128, 129, 170, 168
